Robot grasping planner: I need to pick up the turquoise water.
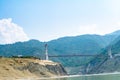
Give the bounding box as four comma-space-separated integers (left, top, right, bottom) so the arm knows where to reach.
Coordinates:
44, 74, 120, 80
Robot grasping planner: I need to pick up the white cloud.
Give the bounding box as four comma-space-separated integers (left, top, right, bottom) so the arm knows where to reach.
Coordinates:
0, 18, 29, 44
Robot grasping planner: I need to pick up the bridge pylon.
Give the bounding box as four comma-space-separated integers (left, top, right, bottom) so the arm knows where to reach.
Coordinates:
45, 43, 49, 60
108, 47, 113, 59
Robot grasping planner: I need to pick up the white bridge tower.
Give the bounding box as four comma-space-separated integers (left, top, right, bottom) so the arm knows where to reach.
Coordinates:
108, 47, 113, 59
45, 44, 49, 60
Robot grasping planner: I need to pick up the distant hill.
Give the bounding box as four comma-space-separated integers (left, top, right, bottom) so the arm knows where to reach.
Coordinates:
106, 30, 120, 36
0, 39, 45, 57
49, 30, 120, 56
48, 35, 105, 55
103, 30, 120, 46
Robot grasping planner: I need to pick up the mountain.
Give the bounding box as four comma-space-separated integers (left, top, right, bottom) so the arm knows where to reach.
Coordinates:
47, 31, 120, 68
0, 39, 45, 57
1, 30, 120, 74
49, 30, 120, 55
48, 35, 106, 54
83, 35, 120, 74
0, 35, 107, 66
107, 30, 120, 36
103, 30, 120, 46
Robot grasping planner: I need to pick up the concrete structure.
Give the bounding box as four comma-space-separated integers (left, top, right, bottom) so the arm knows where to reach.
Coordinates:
108, 47, 113, 59
45, 44, 49, 60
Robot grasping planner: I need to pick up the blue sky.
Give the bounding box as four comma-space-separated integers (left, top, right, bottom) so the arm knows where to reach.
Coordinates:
0, 0, 120, 43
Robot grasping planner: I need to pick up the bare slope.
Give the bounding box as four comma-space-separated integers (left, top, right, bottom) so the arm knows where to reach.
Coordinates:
0, 58, 67, 80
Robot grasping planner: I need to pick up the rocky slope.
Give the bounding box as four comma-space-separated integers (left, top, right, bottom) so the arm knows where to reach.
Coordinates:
0, 57, 67, 80
83, 55, 120, 74
82, 36, 120, 74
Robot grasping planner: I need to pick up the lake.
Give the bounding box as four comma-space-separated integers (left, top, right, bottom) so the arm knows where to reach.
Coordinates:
42, 73, 120, 80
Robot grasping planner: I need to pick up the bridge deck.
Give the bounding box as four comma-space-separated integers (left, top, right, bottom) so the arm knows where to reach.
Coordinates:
48, 54, 98, 57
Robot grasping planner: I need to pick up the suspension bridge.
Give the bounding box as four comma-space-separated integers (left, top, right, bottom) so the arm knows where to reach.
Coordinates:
48, 54, 98, 57
44, 44, 113, 60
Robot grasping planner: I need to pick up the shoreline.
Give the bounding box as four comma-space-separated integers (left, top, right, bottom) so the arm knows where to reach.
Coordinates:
16, 72, 120, 80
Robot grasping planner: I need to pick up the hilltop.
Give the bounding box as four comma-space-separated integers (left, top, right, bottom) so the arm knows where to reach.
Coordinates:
0, 57, 67, 80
